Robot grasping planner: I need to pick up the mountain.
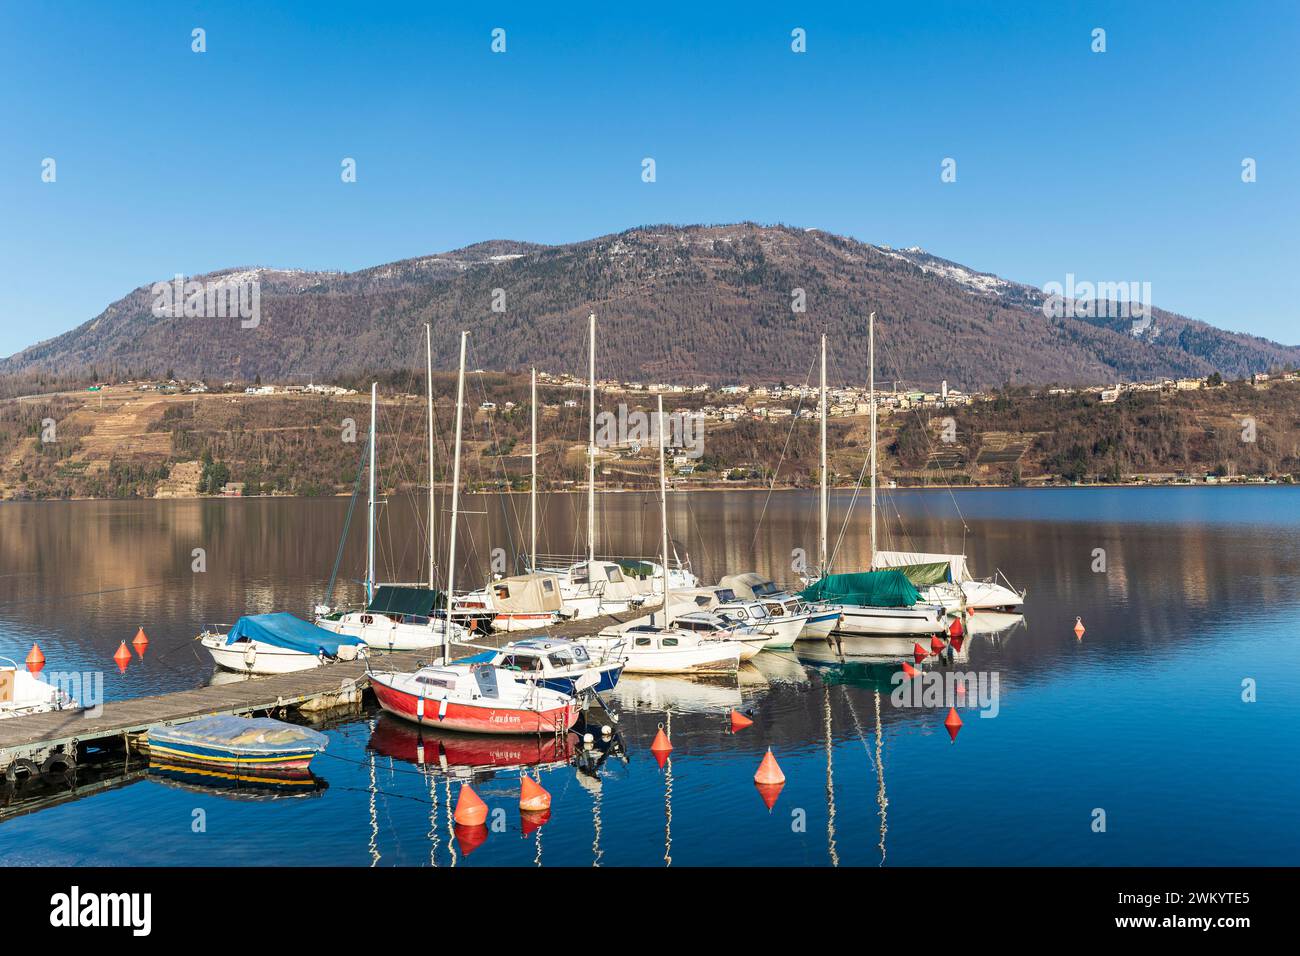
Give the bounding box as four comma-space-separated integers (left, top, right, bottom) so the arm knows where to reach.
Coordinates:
3, 224, 1295, 390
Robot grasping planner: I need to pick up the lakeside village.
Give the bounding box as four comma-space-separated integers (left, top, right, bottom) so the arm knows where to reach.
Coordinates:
101, 364, 1300, 496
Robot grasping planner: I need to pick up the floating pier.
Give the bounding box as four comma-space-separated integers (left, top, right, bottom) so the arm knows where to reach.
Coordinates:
0, 612, 632, 777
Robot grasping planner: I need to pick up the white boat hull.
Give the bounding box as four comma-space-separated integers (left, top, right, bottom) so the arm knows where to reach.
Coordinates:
201, 635, 323, 675
315, 613, 462, 651
961, 580, 1025, 611
622, 645, 742, 674
834, 603, 948, 637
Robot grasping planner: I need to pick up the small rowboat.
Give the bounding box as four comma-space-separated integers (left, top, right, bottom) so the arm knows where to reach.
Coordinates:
145, 715, 328, 774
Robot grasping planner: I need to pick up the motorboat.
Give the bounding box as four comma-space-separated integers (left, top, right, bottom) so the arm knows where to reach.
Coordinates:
714, 574, 829, 644
456, 636, 624, 695
581, 625, 744, 675
369, 660, 579, 735
144, 714, 328, 775
201, 612, 367, 675
0, 658, 75, 719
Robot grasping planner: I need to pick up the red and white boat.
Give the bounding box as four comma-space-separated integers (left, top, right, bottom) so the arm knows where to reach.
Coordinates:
369, 661, 580, 735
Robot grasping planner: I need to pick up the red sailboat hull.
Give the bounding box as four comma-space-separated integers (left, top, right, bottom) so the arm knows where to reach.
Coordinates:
371, 674, 578, 735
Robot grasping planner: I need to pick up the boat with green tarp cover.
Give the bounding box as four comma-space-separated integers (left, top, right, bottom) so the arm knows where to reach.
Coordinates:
316, 584, 470, 651
800, 570, 950, 646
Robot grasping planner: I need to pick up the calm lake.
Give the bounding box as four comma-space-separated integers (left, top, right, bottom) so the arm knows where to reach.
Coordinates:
1, 487, 1298, 866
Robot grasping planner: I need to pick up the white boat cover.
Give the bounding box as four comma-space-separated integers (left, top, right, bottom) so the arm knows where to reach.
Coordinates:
873, 550, 971, 583
718, 572, 777, 600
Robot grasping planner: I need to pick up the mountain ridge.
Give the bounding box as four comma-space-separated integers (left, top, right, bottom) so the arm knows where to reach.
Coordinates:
4, 223, 1295, 390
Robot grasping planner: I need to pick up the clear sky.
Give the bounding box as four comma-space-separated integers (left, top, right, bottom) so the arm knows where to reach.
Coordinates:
1, 0, 1296, 358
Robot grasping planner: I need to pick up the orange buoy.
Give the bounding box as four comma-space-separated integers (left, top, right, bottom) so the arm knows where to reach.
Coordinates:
453, 783, 488, 826
519, 775, 551, 812
755, 782, 785, 811
1074, 616, 1086, 639
902, 661, 920, 678
754, 747, 786, 785
729, 709, 753, 732
132, 626, 149, 649
912, 642, 928, 663
520, 809, 551, 837
930, 635, 946, 654
25, 643, 45, 673
948, 617, 964, 638
113, 641, 132, 671
454, 822, 489, 856
650, 724, 672, 754
944, 706, 963, 742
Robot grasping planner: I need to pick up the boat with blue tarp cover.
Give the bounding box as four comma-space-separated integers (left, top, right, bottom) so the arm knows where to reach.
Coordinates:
199, 612, 368, 675
145, 714, 329, 774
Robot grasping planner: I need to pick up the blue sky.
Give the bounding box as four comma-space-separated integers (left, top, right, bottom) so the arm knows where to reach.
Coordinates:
1, 0, 1296, 357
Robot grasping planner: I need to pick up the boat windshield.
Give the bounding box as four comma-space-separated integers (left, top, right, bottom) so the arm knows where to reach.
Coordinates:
498, 653, 542, 672
547, 650, 575, 668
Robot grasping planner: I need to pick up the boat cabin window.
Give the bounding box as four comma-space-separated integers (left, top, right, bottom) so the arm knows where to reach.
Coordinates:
542, 579, 555, 593
573, 566, 590, 585
754, 580, 780, 596
763, 602, 785, 617
604, 566, 625, 583
498, 654, 541, 672
547, 650, 574, 668
714, 589, 737, 603
494, 584, 510, 600
693, 595, 711, 607
783, 600, 802, 614
634, 637, 652, 647
661, 637, 679, 647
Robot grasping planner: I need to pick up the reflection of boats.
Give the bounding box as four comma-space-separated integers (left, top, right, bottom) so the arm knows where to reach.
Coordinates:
148, 762, 327, 800
965, 611, 1026, 644
608, 671, 745, 713
144, 714, 329, 774
0, 657, 75, 719
747, 652, 810, 685
367, 715, 578, 775
201, 613, 367, 675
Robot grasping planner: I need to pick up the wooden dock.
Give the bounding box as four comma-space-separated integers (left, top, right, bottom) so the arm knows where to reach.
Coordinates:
1, 613, 634, 774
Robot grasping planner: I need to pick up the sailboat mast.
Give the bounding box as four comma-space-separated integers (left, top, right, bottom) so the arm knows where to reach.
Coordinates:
658, 395, 672, 627
869, 311, 877, 564
587, 311, 596, 569
530, 366, 538, 572
820, 333, 828, 574
426, 324, 436, 590
444, 330, 468, 665
367, 382, 377, 603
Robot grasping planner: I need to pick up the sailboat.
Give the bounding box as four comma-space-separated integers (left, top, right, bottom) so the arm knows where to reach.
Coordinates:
577, 396, 744, 675
797, 319, 950, 651
368, 331, 582, 735
454, 368, 569, 632
543, 313, 687, 618
316, 330, 472, 651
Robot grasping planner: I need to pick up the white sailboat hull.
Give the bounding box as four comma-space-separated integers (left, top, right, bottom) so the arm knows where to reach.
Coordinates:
834, 603, 948, 637
201, 635, 323, 675
315, 613, 463, 651
961, 580, 1025, 611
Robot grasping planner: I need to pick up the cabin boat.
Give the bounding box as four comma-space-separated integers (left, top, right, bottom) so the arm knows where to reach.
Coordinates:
316, 585, 469, 651
663, 610, 771, 660
579, 625, 743, 675
549, 560, 648, 618
456, 573, 566, 633
715, 574, 833, 642
145, 715, 328, 775
0, 658, 75, 719
201, 613, 367, 675
369, 661, 579, 735
457, 637, 624, 695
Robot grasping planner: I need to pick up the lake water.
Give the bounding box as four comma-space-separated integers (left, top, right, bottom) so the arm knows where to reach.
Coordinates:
1, 487, 1298, 866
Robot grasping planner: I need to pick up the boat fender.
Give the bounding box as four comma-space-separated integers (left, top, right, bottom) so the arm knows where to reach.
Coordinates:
438, 697, 449, 721
41, 751, 75, 776
416, 695, 425, 719
4, 758, 40, 783
244, 643, 257, 669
